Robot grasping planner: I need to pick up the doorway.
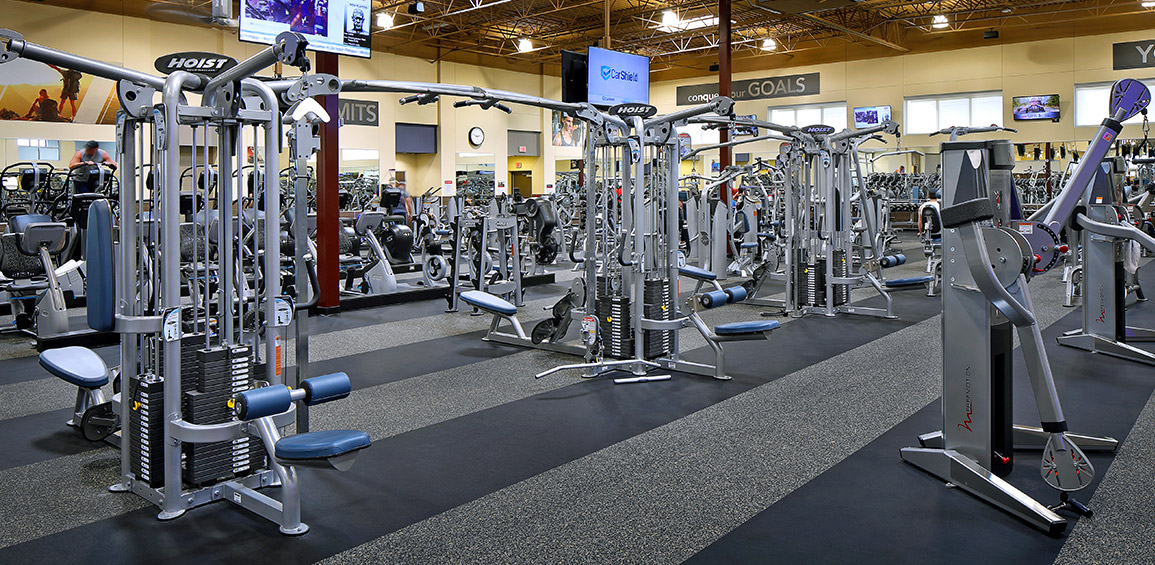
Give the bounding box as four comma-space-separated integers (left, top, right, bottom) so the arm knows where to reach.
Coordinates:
510, 171, 533, 198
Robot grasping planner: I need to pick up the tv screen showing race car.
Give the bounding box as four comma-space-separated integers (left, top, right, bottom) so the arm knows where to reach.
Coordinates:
1012, 95, 1060, 121
241, 0, 371, 58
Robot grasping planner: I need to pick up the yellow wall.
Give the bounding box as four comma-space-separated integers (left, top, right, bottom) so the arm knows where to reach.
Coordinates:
0, 0, 572, 195
5, 0, 1155, 189
651, 31, 1155, 167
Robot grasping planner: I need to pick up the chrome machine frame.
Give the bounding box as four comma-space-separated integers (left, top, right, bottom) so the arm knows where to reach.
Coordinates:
901, 79, 1151, 533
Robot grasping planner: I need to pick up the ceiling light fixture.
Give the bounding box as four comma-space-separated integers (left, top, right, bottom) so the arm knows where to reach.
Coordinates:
517, 38, 533, 52
931, 15, 949, 29
1143, 1, 1155, 7
376, 11, 394, 29
761, 38, 777, 51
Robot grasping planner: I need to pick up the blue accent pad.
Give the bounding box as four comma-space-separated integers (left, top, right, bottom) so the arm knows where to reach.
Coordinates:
678, 265, 717, 281
880, 254, 907, 268
86, 199, 116, 332
275, 429, 371, 461
434, 229, 451, 236
758, 232, 777, 241
885, 275, 935, 287
700, 289, 729, 309
237, 385, 292, 420
740, 242, 759, 249
726, 286, 748, 303
39, 347, 109, 388
715, 320, 781, 335
9, 214, 52, 235
302, 372, 351, 405
460, 290, 517, 316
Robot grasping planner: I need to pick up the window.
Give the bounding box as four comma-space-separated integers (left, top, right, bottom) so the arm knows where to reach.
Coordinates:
16, 139, 60, 161
1074, 80, 1155, 127
902, 92, 1003, 135
767, 102, 847, 131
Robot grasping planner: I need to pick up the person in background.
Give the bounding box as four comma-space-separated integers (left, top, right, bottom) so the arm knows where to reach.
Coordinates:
896, 165, 906, 174
24, 89, 50, 119
48, 64, 82, 120
917, 189, 941, 238
69, 140, 118, 193
392, 182, 413, 221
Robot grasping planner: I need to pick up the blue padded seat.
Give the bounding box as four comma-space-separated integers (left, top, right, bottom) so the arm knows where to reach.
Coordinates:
715, 320, 781, 336
39, 346, 109, 388
275, 430, 371, 461
460, 290, 517, 316
758, 232, 776, 240
886, 275, 935, 287
9, 214, 53, 235
740, 242, 759, 249
678, 265, 717, 281
434, 229, 451, 236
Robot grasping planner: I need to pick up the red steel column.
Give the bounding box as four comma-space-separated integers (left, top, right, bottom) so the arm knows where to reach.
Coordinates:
316, 52, 341, 311
719, 0, 732, 207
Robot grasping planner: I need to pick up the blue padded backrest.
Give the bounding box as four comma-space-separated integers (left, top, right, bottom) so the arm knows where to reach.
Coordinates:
237, 385, 293, 420
86, 199, 116, 332
302, 372, 352, 405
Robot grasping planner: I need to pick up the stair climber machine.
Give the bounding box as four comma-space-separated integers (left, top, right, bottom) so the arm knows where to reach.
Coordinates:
901, 78, 1152, 533
1, 28, 371, 535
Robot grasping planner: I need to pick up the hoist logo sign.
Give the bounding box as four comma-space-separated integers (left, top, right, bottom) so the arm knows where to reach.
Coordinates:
610, 103, 658, 118
802, 124, 836, 135
154, 52, 238, 77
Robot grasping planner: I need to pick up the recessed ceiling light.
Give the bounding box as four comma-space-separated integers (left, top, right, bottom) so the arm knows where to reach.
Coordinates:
1142, 1, 1155, 8
376, 12, 394, 29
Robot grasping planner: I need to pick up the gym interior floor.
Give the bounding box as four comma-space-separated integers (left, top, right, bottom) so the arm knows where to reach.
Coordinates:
1, 237, 1153, 564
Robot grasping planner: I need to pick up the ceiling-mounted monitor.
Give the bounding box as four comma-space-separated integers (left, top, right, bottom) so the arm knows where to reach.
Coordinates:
240, 0, 372, 58
853, 105, 891, 129
561, 50, 588, 104
1012, 95, 1060, 121
587, 46, 649, 106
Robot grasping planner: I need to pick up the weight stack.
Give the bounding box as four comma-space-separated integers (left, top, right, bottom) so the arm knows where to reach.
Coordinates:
642, 278, 672, 359
128, 375, 165, 488
832, 250, 850, 306
595, 294, 632, 359
795, 249, 825, 308
182, 344, 266, 486
594, 277, 673, 360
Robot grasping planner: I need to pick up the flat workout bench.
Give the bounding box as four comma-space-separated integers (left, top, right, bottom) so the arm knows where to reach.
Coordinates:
459, 290, 585, 355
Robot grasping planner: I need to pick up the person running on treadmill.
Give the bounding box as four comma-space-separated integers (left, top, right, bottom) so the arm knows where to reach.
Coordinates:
69, 140, 118, 193
917, 190, 941, 238
47, 64, 82, 121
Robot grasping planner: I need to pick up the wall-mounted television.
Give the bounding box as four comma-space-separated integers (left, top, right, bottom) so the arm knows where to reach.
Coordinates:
1012, 95, 1060, 121
587, 46, 649, 106
853, 105, 891, 128
240, 0, 371, 58
734, 114, 758, 136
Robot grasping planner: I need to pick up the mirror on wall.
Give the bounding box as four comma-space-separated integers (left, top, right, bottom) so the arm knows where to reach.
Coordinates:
339, 148, 380, 211
456, 152, 495, 200
555, 159, 581, 196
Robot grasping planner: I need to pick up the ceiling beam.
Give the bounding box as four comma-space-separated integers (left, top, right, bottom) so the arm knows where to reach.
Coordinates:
793, 12, 908, 52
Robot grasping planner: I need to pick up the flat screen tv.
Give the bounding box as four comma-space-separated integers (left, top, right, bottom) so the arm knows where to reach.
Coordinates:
240, 0, 371, 58
561, 50, 588, 104
1012, 95, 1060, 121
853, 105, 891, 128
587, 47, 649, 106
